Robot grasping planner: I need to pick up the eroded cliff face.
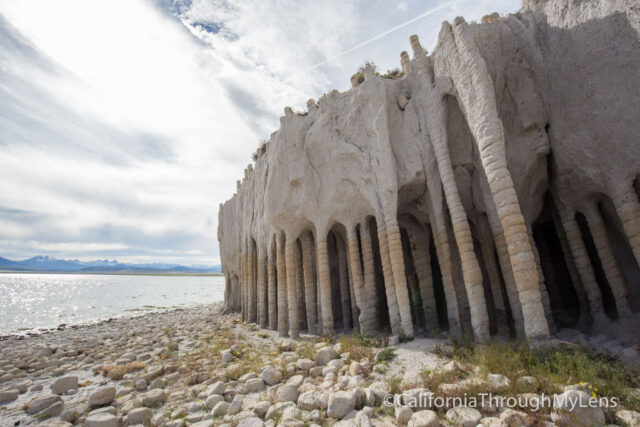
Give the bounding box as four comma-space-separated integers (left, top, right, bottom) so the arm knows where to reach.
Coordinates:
217, 0, 640, 343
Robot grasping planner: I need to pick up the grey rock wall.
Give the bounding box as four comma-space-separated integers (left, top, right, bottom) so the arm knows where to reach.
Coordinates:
218, 0, 640, 342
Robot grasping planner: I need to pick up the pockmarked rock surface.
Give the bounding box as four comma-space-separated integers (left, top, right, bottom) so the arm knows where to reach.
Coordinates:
218, 0, 640, 348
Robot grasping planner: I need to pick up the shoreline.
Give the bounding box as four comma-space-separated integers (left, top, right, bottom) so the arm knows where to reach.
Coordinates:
0, 303, 638, 426
0, 270, 223, 277
0, 304, 194, 341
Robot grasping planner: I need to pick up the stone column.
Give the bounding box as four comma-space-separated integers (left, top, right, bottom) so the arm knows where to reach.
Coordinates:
248, 243, 257, 323
346, 227, 366, 331
301, 235, 318, 334
386, 221, 414, 338
612, 183, 640, 267
285, 238, 299, 339
584, 205, 632, 318
430, 221, 461, 334
559, 209, 608, 323
241, 247, 247, 321
267, 248, 277, 330
316, 234, 334, 335
477, 236, 509, 334
337, 237, 352, 330
552, 216, 591, 325
412, 32, 489, 340
276, 236, 289, 336
406, 223, 438, 331
489, 215, 525, 337
445, 20, 550, 339
377, 226, 401, 335
400, 51, 411, 74
257, 248, 267, 328
360, 220, 379, 331
295, 245, 306, 331
347, 261, 359, 331
527, 227, 555, 333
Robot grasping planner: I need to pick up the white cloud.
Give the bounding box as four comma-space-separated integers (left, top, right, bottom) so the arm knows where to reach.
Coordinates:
0, 0, 521, 265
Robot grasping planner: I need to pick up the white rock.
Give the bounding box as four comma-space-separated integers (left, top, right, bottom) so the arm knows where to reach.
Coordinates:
287, 374, 305, 388
265, 402, 295, 420
446, 406, 482, 427
228, 396, 243, 415
488, 373, 510, 391
206, 394, 224, 409
298, 391, 319, 411
500, 408, 533, 426
395, 405, 412, 423
408, 410, 439, 427
315, 347, 338, 366
328, 390, 356, 419
551, 390, 605, 427
479, 416, 508, 427
237, 417, 265, 427
141, 388, 167, 406
246, 378, 265, 392
0, 389, 18, 403
615, 409, 640, 426
127, 407, 153, 424
27, 394, 63, 415
328, 359, 344, 370
239, 372, 258, 383
277, 384, 300, 402
253, 401, 271, 418
89, 387, 116, 406
296, 359, 314, 371
348, 362, 363, 376
51, 376, 78, 395
85, 412, 117, 427
211, 401, 230, 417
367, 382, 390, 406
261, 366, 283, 385
207, 380, 225, 396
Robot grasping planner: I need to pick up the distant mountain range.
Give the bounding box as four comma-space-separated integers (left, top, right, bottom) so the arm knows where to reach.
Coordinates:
0, 255, 221, 274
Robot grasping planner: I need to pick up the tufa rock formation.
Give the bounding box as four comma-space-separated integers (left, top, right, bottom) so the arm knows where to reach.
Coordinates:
218, 0, 640, 343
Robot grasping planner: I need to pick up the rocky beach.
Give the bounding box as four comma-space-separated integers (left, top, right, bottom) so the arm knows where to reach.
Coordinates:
1, 302, 639, 426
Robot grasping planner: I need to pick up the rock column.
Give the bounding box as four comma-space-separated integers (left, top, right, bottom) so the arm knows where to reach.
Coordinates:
248, 242, 257, 323
428, 202, 462, 334
406, 223, 439, 331
267, 248, 277, 330
400, 51, 411, 73
377, 226, 401, 335
285, 238, 300, 339
445, 20, 550, 339
559, 210, 608, 323
386, 221, 414, 338
316, 234, 334, 335
346, 227, 366, 331
337, 238, 352, 330
301, 235, 318, 334
360, 220, 379, 331
489, 214, 525, 337
241, 246, 247, 321
257, 248, 267, 328
276, 236, 289, 336
612, 184, 640, 267
584, 205, 632, 318
412, 33, 488, 340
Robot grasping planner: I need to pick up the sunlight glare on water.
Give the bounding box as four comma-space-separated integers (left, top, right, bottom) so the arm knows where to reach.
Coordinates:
0, 273, 224, 334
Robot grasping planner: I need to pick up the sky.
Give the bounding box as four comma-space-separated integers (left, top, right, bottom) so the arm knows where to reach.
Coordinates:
0, 0, 521, 266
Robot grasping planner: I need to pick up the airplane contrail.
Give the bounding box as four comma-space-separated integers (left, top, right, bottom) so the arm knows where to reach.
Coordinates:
305, 1, 454, 73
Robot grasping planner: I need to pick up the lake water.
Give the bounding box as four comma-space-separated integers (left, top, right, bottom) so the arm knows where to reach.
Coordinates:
0, 273, 225, 335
